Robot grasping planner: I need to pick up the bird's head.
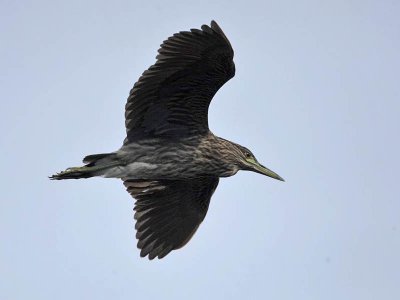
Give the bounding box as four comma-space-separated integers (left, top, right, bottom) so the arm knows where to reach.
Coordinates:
232, 144, 284, 181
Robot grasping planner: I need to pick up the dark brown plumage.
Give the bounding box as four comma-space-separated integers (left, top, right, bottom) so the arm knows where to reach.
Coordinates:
124, 178, 219, 259
50, 21, 283, 260
124, 21, 235, 141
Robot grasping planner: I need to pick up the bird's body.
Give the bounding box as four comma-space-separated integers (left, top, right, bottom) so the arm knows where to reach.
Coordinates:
106, 134, 240, 179
51, 21, 283, 259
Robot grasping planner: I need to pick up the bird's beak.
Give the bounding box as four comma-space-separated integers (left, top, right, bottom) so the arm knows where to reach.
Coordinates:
253, 163, 285, 181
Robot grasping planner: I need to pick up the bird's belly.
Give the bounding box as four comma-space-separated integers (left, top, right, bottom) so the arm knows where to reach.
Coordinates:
102, 162, 158, 179
104, 161, 201, 179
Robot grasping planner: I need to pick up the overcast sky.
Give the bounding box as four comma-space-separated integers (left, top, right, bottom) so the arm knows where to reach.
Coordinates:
1, 0, 399, 299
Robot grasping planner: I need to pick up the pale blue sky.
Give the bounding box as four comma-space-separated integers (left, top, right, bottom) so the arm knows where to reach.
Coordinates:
1, 0, 399, 299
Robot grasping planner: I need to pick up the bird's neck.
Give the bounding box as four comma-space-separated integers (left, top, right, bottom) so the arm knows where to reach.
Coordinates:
198, 134, 240, 177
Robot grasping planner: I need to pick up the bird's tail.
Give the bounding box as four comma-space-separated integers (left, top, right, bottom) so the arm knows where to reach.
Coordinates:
50, 152, 121, 180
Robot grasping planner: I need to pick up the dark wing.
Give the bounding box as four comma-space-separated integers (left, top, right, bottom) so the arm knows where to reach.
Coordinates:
125, 20, 235, 142
123, 177, 219, 259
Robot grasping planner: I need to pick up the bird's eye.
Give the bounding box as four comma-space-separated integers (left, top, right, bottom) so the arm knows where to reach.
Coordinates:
244, 152, 252, 159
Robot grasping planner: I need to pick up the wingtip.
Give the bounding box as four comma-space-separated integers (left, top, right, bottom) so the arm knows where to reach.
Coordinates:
49, 174, 58, 180
210, 20, 220, 30
209, 20, 233, 51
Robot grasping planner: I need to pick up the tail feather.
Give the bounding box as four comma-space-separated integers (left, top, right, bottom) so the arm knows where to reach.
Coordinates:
50, 152, 121, 180
83, 153, 113, 165
50, 166, 95, 180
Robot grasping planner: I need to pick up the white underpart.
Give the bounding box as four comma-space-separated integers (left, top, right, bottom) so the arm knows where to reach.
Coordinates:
102, 162, 158, 179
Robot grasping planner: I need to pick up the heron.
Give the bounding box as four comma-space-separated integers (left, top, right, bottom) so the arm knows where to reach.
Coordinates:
51, 20, 284, 260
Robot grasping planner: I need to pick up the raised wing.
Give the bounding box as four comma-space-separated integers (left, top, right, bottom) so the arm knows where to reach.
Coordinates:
123, 177, 219, 259
125, 21, 235, 142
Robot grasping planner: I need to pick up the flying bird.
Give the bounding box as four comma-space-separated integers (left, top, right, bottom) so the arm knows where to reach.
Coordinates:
51, 20, 284, 259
